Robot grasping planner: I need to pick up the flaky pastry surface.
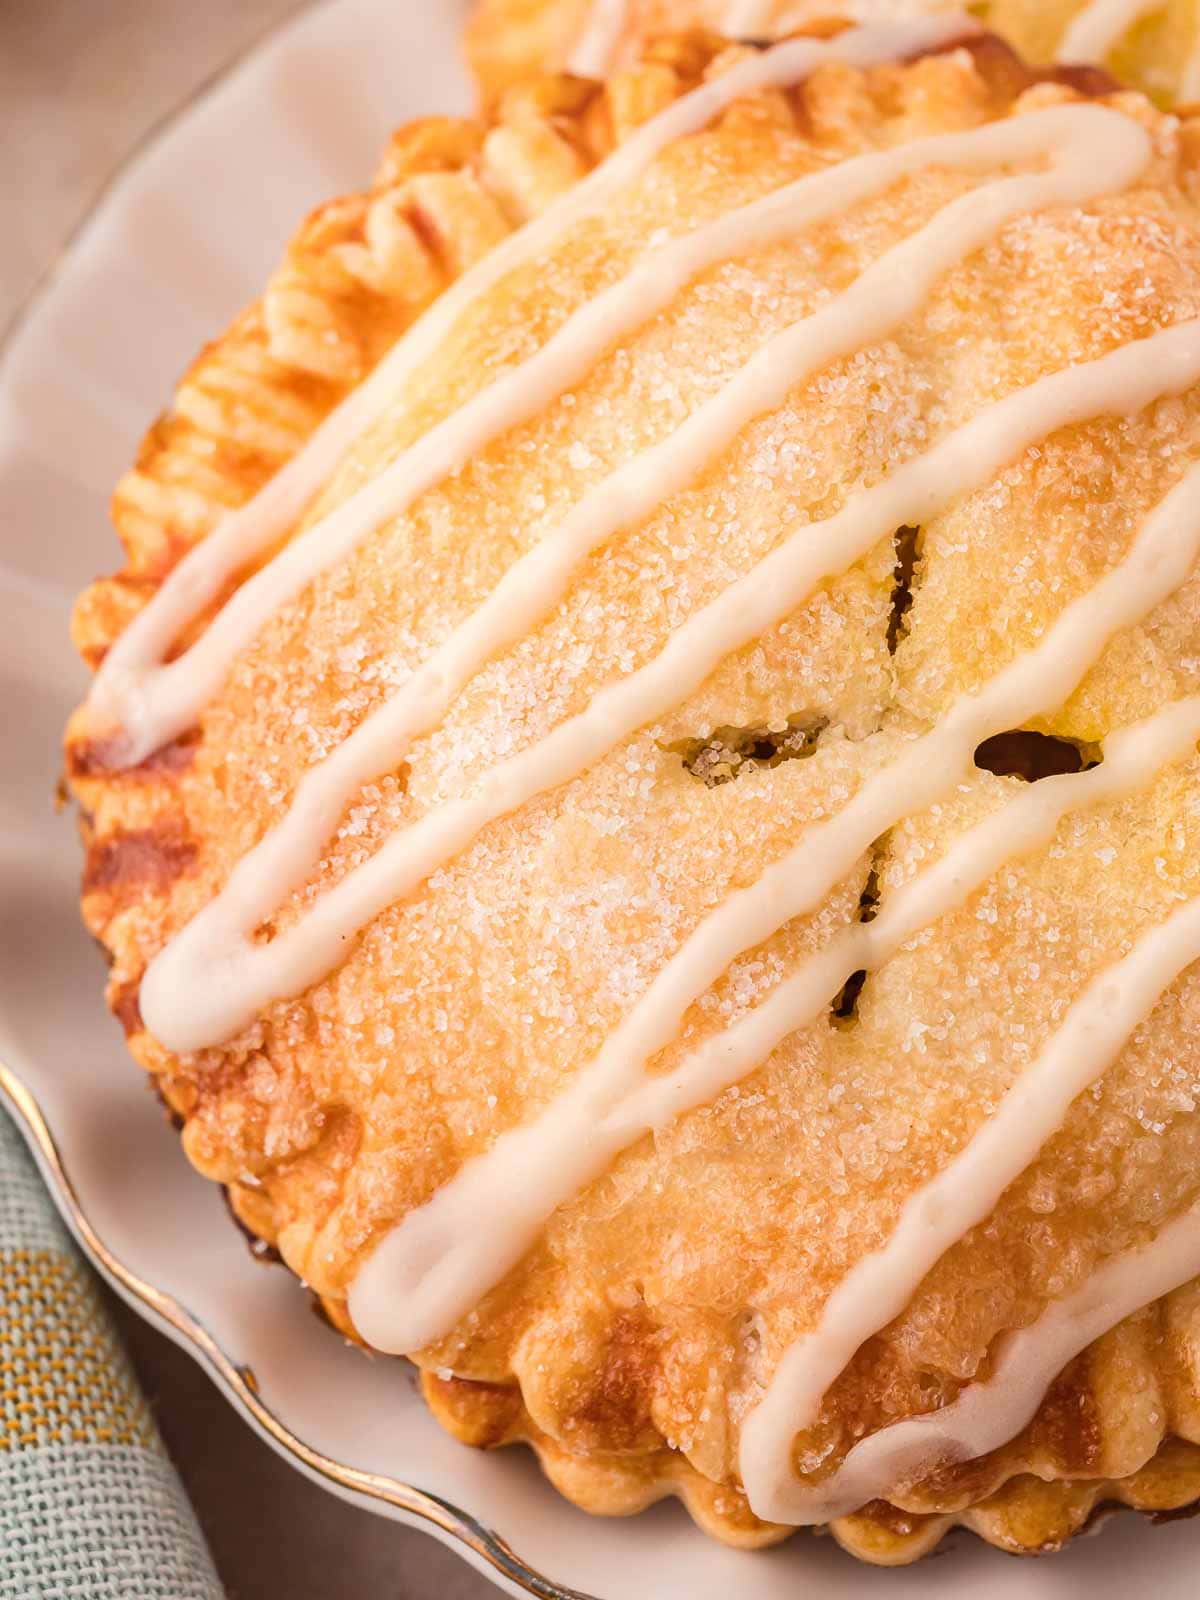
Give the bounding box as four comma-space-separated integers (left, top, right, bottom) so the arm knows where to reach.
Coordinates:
65, 31, 1200, 1561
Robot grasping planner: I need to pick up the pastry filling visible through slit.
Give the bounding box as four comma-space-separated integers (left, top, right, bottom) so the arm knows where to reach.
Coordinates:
78, 22, 1200, 1527
973, 728, 1098, 779
830, 866, 879, 1026
886, 525, 920, 655
669, 716, 828, 786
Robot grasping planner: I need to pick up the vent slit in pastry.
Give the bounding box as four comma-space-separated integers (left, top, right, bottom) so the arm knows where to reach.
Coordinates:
972, 728, 1098, 780
668, 714, 828, 786
886, 524, 921, 656
830, 862, 880, 1026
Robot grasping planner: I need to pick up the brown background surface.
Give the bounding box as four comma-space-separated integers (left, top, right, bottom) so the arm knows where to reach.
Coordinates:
1, 2, 498, 1594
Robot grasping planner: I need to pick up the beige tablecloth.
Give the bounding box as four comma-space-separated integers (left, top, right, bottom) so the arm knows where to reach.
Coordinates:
1, 3, 499, 1595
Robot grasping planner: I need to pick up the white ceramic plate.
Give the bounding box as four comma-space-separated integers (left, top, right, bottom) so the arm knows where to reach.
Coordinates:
4, 2, 1200, 1594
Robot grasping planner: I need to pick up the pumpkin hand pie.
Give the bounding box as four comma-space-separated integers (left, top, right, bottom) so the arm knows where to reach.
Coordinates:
65, 18, 1200, 1563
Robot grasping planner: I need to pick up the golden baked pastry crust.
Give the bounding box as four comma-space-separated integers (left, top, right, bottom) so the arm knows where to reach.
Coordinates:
65, 30, 1200, 1561
466, 0, 1200, 108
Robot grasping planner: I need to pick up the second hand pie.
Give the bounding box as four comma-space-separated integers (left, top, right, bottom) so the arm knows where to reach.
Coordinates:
466, 0, 1200, 107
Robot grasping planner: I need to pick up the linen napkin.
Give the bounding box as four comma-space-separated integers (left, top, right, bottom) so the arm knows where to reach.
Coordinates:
0, 1107, 225, 1599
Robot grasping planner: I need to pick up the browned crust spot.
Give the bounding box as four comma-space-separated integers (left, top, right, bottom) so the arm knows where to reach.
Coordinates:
852, 1497, 938, 1538
67, 728, 200, 781
110, 978, 144, 1038
1033, 1354, 1102, 1473
954, 32, 1120, 99
82, 820, 198, 907
567, 1309, 662, 1451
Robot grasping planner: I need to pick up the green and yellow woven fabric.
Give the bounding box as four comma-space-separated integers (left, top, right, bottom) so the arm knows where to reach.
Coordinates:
0, 1108, 224, 1599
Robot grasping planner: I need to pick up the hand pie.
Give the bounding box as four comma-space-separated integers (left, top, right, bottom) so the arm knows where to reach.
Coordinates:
466, 0, 1200, 108
66, 21, 1200, 1564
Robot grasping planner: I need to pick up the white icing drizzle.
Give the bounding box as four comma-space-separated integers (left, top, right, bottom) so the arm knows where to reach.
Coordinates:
569, 0, 631, 77
742, 889, 1200, 1523
138, 103, 1155, 1054
1056, 0, 1159, 63
725, 0, 776, 36
1179, 35, 1200, 102
747, 1187, 1200, 1523
88, 17, 968, 767
346, 450, 1200, 1354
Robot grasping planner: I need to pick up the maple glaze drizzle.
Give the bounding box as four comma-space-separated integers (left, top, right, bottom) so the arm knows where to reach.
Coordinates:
93, 22, 1200, 1523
